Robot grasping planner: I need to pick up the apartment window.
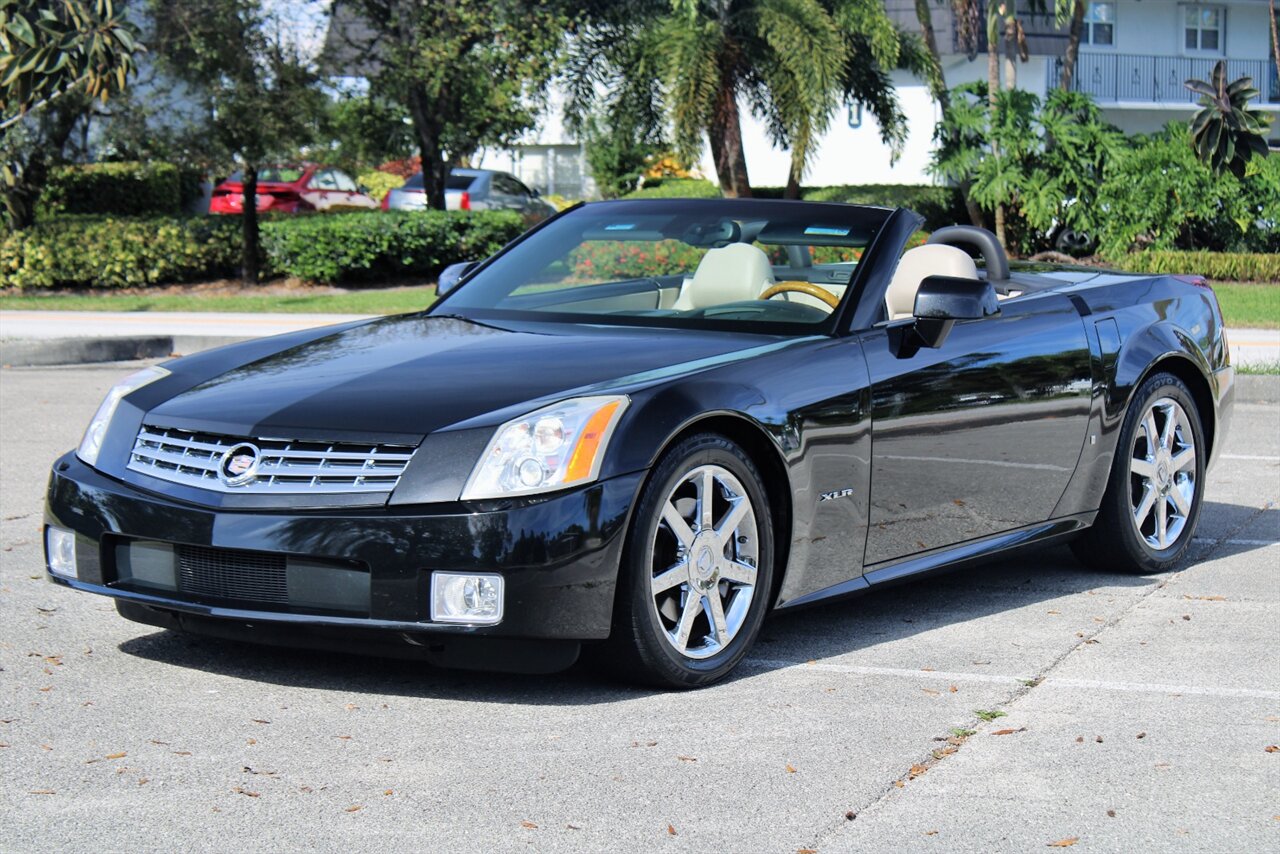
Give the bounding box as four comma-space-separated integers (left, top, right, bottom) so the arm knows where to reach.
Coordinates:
1184, 5, 1223, 53
1082, 2, 1115, 46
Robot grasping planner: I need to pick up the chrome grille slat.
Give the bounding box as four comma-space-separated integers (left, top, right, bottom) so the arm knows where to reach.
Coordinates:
127, 425, 416, 495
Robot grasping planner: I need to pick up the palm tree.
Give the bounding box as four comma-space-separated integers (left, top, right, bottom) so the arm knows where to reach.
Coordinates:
565, 0, 907, 198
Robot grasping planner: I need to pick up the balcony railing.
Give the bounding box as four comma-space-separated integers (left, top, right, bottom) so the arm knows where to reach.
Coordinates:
1054, 54, 1280, 105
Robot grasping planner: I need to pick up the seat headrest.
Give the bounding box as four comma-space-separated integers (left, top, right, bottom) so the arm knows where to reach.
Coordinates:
674, 243, 775, 311
885, 244, 978, 320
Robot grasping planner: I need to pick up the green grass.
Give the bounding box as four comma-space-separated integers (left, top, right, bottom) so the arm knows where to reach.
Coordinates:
1, 279, 1274, 328
1238, 360, 1280, 375
1212, 282, 1280, 330
0, 287, 437, 315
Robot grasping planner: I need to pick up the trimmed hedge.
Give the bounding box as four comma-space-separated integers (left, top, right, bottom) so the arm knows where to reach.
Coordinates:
624, 180, 967, 232
1105, 251, 1280, 283
39, 162, 205, 217
1, 210, 527, 289
1, 216, 242, 288
623, 178, 723, 199
258, 210, 525, 282
754, 184, 967, 232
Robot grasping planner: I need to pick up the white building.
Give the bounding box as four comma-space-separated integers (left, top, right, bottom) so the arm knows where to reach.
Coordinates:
710, 0, 1280, 187
326, 1, 1280, 193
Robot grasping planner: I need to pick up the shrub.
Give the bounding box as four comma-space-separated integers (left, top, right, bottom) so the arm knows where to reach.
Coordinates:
40, 162, 186, 217
1, 216, 242, 289
569, 239, 707, 279
1105, 251, 1280, 283
356, 170, 406, 201
259, 210, 525, 283
1, 211, 527, 289
623, 178, 723, 199
1097, 128, 1280, 256
758, 184, 967, 232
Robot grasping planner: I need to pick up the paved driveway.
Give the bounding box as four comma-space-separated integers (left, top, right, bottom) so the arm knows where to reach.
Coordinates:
1, 364, 1276, 852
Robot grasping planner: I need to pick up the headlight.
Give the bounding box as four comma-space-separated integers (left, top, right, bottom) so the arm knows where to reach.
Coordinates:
77, 366, 170, 467
461, 395, 629, 500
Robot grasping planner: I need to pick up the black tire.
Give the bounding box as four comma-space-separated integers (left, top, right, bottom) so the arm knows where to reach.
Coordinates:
604, 433, 774, 689
1072, 371, 1206, 573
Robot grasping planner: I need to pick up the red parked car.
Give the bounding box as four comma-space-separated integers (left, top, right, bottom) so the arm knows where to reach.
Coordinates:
209, 165, 378, 214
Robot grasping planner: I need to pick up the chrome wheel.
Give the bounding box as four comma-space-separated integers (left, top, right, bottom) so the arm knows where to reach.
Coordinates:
1129, 397, 1197, 551
649, 464, 759, 660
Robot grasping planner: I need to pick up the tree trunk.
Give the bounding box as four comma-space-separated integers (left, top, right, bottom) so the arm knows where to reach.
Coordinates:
987, 45, 1007, 248
784, 166, 801, 199
915, 0, 951, 110
708, 81, 751, 198
1003, 16, 1018, 90
241, 165, 260, 285
1060, 0, 1086, 91
406, 85, 448, 210
960, 181, 985, 227
1270, 0, 1279, 73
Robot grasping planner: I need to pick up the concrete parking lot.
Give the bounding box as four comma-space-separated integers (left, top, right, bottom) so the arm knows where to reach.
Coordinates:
1, 363, 1277, 852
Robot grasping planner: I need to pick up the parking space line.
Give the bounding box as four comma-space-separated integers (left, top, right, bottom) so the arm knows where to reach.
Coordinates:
1192, 537, 1279, 546
745, 660, 1280, 700
744, 659, 1025, 685
1040, 678, 1280, 700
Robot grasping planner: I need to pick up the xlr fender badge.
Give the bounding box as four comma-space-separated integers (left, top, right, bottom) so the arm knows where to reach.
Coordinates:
819, 488, 855, 502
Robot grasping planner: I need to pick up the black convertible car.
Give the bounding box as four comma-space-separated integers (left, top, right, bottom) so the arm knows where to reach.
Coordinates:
44, 200, 1233, 687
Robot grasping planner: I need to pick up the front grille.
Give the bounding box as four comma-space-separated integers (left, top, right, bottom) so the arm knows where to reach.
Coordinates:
177, 545, 288, 604
127, 425, 415, 494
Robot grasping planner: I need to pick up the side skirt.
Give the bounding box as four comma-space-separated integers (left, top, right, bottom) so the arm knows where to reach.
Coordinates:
776, 512, 1095, 610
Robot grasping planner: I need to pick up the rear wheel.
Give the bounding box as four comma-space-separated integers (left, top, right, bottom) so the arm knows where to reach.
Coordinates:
1072, 372, 1205, 573
607, 433, 773, 688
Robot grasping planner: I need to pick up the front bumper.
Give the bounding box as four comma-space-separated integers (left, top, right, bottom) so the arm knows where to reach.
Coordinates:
45, 452, 643, 666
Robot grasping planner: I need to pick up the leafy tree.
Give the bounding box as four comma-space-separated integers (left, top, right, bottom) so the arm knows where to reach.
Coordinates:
1096, 126, 1279, 255
932, 84, 1122, 255
1185, 60, 1272, 179
0, 0, 140, 126
342, 0, 570, 210
566, 0, 908, 199
319, 93, 416, 174
1, 0, 142, 230
582, 113, 664, 199
149, 0, 326, 284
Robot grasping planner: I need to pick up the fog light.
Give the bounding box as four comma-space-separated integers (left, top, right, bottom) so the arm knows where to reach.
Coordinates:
45, 526, 77, 578
430, 572, 504, 625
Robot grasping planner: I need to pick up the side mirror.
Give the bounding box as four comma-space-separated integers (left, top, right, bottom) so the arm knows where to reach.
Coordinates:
911, 275, 999, 348
530, 188, 541, 198
437, 261, 478, 297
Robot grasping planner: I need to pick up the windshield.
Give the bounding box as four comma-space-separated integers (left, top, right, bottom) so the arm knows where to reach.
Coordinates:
438, 199, 888, 331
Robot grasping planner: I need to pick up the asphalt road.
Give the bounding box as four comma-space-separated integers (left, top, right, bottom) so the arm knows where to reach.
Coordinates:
1, 363, 1277, 852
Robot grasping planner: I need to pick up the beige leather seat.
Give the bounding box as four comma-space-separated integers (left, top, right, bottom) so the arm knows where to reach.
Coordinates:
674, 243, 775, 311
884, 244, 979, 320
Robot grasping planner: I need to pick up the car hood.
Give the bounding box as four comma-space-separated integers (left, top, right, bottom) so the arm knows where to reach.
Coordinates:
147, 315, 796, 442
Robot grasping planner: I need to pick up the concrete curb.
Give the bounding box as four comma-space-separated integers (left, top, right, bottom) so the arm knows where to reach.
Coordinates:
1235, 374, 1280, 405
0, 335, 250, 367
1, 336, 175, 367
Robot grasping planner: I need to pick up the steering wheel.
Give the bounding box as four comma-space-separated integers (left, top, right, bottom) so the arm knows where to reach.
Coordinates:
758, 281, 841, 310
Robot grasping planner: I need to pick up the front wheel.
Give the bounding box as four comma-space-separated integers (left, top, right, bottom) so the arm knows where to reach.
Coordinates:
607, 433, 774, 689
1072, 372, 1205, 573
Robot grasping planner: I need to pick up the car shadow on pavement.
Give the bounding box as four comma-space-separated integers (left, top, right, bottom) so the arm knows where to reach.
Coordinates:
119, 488, 1275, 705
114, 540, 1187, 705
